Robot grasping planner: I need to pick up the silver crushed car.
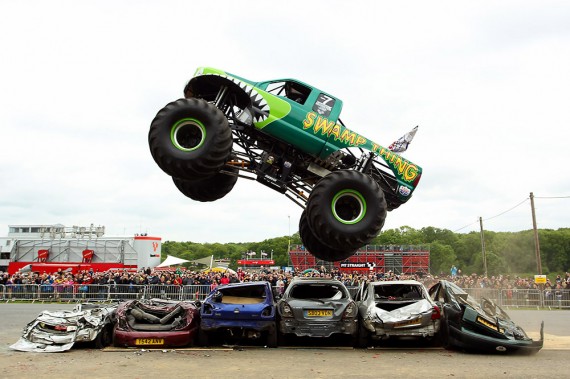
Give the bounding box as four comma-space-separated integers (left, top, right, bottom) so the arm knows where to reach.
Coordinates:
10, 303, 117, 353
355, 280, 441, 347
277, 277, 358, 342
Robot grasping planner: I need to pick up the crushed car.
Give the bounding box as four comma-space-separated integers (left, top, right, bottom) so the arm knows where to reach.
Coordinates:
113, 298, 200, 348
429, 280, 544, 354
10, 303, 116, 353
277, 277, 358, 343
199, 281, 277, 347
355, 280, 441, 347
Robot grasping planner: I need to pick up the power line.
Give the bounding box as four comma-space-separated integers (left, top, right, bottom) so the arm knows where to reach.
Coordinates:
483, 197, 529, 221
453, 220, 478, 233
451, 193, 567, 233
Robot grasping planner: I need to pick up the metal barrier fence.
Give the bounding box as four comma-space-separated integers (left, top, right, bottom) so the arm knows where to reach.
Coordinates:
1, 284, 569, 309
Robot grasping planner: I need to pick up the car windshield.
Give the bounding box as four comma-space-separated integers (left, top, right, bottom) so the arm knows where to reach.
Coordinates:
374, 284, 424, 300
289, 283, 346, 300
218, 284, 266, 298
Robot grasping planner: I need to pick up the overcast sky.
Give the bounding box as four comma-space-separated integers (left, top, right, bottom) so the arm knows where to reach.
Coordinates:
1, 1, 568, 243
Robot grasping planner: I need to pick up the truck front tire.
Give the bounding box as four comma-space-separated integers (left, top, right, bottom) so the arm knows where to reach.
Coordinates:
149, 98, 233, 180
306, 170, 387, 251
299, 211, 356, 262
172, 166, 238, 202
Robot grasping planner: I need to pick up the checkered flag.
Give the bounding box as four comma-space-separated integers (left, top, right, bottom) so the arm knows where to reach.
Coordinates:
388, 126, 418, 153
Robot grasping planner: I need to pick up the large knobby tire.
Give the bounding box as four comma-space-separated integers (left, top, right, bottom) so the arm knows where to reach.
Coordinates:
306, 170, 387, 251
149, 98, 233, 180
172, 166, 239, 202
299, 211, 356, 262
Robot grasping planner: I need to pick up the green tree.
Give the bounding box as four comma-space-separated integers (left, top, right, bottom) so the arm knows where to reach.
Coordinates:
429, 241, 456, 275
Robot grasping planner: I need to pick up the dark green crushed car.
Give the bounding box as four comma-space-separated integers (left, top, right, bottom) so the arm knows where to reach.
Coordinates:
148, 67, 423, 261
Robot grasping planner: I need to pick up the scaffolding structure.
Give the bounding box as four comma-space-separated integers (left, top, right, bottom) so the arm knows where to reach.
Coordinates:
289, 244, 430, 274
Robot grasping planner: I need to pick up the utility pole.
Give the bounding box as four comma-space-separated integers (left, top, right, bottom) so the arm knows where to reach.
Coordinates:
530, 192, 542, 274
287, 215, 291, 267
479, 217, 487, 277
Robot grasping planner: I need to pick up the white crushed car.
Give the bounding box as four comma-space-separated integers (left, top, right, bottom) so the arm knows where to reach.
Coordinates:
355, 280, 441, 347
10, 303, 117, 353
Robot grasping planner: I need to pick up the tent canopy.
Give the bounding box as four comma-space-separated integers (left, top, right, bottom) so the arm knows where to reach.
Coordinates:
190, 255, 214, 268
156, 255, 190, 268
202, 267, 237, 275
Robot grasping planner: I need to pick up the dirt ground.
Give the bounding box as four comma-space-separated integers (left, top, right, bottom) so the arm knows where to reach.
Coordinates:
1, 304, 569, 379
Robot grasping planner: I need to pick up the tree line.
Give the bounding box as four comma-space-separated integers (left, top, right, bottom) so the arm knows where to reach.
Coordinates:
162, 226, 570, 276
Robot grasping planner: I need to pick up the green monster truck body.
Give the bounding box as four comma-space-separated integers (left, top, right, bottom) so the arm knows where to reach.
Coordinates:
149, 67, 422, 261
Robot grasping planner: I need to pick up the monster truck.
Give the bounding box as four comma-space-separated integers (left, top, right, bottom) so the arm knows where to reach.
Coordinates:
148, 67, 422, 261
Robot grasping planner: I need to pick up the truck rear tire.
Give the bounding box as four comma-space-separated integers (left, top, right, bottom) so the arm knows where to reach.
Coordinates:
149, 98, 233, 180
172, 166, 238, 202
306, 170, 387, 251
299, 211, 356, 262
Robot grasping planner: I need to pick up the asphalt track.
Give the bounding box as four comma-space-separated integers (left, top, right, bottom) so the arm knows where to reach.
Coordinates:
1, 303, 569, 379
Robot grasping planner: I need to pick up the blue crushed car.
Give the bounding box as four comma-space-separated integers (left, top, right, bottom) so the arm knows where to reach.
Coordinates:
199, 281, 277, 347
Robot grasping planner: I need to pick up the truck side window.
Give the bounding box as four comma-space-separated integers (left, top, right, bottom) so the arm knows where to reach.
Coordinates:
265, 81, 310, 105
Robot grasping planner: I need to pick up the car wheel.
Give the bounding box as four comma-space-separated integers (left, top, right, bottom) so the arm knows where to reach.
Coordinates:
172, 165, 238, 202
356, 319, 369, 348
277, 331, 291, 347
306, 170, 387, 251
267, 328, 278, 348
94, 324, 113, 349
198, 328, 210, 347
299, 211, 356, 262
437, 315, 453, 350
149, 98, 233, 180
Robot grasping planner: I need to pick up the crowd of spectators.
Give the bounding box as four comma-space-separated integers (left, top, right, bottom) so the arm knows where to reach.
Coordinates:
1, 265, 569, 294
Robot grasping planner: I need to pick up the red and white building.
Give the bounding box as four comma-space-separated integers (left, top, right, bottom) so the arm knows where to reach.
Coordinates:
0, 224, 162, 274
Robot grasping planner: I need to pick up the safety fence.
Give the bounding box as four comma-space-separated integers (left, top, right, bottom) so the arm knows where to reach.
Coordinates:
0, 284, 212, 302
1, 284, 569, 309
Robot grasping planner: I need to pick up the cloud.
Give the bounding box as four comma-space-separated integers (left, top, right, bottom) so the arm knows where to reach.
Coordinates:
1, 1, 568, 243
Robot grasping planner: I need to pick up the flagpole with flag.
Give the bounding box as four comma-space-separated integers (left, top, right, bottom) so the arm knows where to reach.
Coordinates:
388, 126, 418, 153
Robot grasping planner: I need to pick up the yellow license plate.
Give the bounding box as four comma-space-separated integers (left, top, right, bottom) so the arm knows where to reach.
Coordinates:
394, 318, 422, 328
135, 338, 164, 345
307, 309, 333, 317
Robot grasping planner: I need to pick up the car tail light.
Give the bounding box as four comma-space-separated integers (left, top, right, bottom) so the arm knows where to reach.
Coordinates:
54, 324, 68, 331
281, 303, 294, 318
431, 305, 441, 320
343, 301, 357, 319
261, 306, 273, 317
202, 303, 213, 315
117, 317, 128, 330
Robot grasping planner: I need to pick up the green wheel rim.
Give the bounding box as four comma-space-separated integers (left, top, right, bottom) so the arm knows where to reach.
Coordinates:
171, 118, 206, 151
331, 189, 366, 224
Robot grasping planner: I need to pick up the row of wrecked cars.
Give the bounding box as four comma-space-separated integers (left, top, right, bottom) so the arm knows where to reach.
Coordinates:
11, 278, 543, 354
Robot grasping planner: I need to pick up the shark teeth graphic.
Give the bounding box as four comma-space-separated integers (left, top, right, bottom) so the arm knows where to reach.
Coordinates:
200, 73, 269, 124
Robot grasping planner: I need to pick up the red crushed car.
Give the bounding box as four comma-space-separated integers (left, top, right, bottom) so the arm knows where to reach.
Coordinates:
113, 299, 200, 348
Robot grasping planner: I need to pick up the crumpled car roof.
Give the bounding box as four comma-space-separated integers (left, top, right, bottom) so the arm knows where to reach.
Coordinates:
371, 299, 433, 323
10, 303, 116, 353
